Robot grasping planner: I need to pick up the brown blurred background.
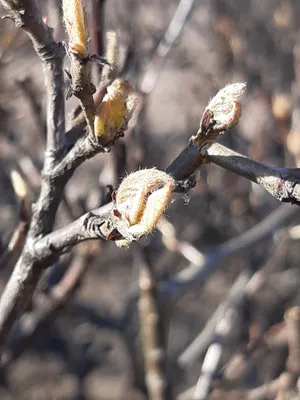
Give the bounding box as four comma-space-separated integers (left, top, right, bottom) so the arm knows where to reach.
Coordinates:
1, 0, 300, 399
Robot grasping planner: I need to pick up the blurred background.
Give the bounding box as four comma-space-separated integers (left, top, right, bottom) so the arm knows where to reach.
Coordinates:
1, 0, 300, 399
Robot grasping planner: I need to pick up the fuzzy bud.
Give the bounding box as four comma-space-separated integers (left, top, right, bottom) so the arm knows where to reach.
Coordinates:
62, 0, 88, 59
206, 82, 246, 131
106, 31, 119, 68
110, 169, 175, 247
194, 83, 246, 145
94, 79, 137, 143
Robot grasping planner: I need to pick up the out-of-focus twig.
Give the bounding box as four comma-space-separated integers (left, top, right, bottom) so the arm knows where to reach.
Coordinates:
206, 372, 295, 400
16, 76, 46, 138
0, 200, 28, 270
0, 171, 30, 269
224, 321, 289, 385
1, 0, 65, 150
285, 306, 300, 375
161, 204, 298, 294
136, 245, 173, 400
247, 372, 295, 400
208, 308, 300, 399
140, 0, 195, 94
90, 0, 106, 83
193, 266, 253, 399
158, 218, 205, 265
0, 243, 94, 370
179, 271, 251, 368
179, 236, 290, 368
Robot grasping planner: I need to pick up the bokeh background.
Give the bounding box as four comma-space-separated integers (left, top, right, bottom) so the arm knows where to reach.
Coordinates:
1, 0, 300, 399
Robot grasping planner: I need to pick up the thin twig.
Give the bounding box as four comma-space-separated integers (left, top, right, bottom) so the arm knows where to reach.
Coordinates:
90, 0, 106, 83
247, 372, 295, 400
161, 203, 298, 294
179, 271, 251, 368
192, 266, 253, 400
140, 0, 195, 94
136, 246, 173, 400
2, 0, 65, 149
285, 306, 300, 375
158, 218, 205, 265
0, 199, 29, 269
16, 77, 47, 138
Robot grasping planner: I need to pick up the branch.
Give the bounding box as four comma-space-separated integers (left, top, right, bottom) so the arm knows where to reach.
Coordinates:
15, 143, 300, 289
206, 142, 300, 205
0, 143, 110, 349
0, 0, 66, 349
0, 2, 134, 350
34, 203, 113, 259
0, 246, 91, 370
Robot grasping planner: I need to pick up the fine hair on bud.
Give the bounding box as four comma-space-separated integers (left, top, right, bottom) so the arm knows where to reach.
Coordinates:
110, 168, 175, 247
206, 82, 246, 132
106, 31, 119, 68
94, 79, 137, 143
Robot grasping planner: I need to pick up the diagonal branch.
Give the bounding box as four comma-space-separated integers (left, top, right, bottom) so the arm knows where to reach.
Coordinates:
206, 142, 300, 205
20, 139, 300, 279
140, 0, 195, 94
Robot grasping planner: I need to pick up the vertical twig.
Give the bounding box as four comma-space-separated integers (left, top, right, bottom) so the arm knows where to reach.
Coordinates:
136, 246, 173, 400
285, 306, 300, 375
90, 0, 106, 82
